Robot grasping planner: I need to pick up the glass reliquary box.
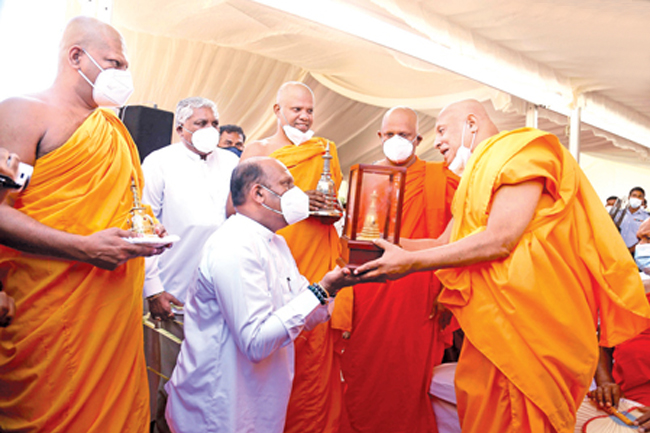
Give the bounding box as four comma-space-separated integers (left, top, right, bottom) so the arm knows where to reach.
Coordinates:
341, 164, 406, 269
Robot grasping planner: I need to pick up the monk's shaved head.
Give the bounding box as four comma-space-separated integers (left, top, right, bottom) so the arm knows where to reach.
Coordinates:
276, 82, 315, 106
434, 99, 499, 173
437, 99, 492, 125
59, 16, 126, 66
382, 106, 419, 132
378, 106, 422, 167
274, 82, 315, 133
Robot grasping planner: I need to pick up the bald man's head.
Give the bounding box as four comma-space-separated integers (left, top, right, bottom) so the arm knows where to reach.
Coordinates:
231, 157, 296, 232
434, 99, 499, 174
381, 106, 419, 132
56, 16, 131, 108
274, 82, 314, 133
437, 99, 491, 126
276, 82, 314, 105
378, 106, 422, 166
59, 16, 127, 70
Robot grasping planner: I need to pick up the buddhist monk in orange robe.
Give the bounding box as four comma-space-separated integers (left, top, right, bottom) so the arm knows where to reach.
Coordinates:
355, 100, 650, 433
240, 81, 345, 432
589, 291, 650, 408
339, 107, 458, 433
0, 17, 165, 432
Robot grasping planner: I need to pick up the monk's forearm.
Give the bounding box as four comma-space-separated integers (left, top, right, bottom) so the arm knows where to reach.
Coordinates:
401, 220, 454, 252
400, 238, 439, 251
407, 230, 512, 273
0, 205, 87, 261
594, 347, 615, 385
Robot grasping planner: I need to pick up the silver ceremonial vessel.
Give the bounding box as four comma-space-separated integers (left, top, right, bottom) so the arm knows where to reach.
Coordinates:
311, 141, 343, 218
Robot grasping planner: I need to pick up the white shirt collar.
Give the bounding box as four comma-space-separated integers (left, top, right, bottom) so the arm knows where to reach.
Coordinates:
235, 213, 275, 242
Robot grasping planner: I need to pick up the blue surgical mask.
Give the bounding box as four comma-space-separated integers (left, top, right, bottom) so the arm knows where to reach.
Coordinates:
224, 146, 243, 158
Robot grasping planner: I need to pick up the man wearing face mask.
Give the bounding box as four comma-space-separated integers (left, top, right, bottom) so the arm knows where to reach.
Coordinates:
141, 97, 239, 433
165, 157, 356, 433
218, 124, 246, 158
339, 107, 459, 433
0, 16, 166, 433
619, 187, 649, 253
240, 81, 346, 432
355, 99, 650, 433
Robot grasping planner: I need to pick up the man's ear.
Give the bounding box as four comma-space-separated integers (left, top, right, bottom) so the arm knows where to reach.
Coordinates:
377, 130, 383, 140
251, 184, 265, 204
467, 114, 479, 134
414, 134, 423, 147
273, 104, 281, 117
176, 125, 184, 136
69, 46, 83, 68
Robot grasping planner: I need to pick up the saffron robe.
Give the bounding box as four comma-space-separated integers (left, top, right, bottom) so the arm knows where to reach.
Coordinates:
271, 137, 344, 433
340, 158, 458, 433
612, 292, 650, 406
437, 128, 650, 433
0, 109, 149, 433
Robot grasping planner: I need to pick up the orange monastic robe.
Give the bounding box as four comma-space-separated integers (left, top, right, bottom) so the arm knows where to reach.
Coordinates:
0, 109, 149, 433
271, 138, 344, 433
437, 128, 650, 433
340, 158, 458, 433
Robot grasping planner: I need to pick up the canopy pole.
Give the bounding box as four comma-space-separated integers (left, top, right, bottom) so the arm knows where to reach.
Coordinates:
525, 103, 538, 129
569, 107, 581, 163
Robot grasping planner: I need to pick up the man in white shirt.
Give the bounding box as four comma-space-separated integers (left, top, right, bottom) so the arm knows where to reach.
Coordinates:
165, 157, 355, 433
620, 186, 650, 253
141, 97, 239, 433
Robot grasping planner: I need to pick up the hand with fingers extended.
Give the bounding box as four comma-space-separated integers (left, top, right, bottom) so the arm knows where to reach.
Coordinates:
587, 382, 623, 409
81, 227, 168, 270
148, 291, 184, 321
0, 291, 15, 327
353, 238, 415, 282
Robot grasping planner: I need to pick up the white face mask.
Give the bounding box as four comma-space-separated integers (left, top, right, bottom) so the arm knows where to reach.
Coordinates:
629, 197, 643, 209
184, 126, 220, 154
280, 110, 314, 145
448, 123, 476, 177
261, 185, 310, 225
383, 135, 415, 164
635, 243, 650, 274
78, 49, 134, 107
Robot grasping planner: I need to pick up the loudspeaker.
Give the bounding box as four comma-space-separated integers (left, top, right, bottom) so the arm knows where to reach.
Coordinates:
119, 105, 174, 162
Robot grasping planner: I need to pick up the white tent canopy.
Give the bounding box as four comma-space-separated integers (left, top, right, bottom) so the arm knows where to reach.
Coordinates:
63, 0, 650, 198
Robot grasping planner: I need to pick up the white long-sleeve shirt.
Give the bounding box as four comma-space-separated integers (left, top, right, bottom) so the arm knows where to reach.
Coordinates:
141, 143, 239, 301
165, 213, 332, 433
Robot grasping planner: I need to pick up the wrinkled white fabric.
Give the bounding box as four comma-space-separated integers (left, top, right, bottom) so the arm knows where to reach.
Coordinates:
141, 143, 239, 301
165, 214, 331, 433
